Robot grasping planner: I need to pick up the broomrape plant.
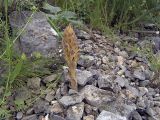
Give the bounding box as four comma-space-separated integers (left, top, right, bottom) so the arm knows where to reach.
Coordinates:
62, 24, 79, 91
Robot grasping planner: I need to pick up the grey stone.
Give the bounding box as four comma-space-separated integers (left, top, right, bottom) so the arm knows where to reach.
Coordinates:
151, 37, 160, 53
22, 114, 38, 120
138, 87, 148, 97
43, 74, 57, 83
55, 88, 61, 99
84, 44, 93, 53
127, 86, 139, 98
66, 102, 84, 120
115, 76, 129, 88
45, 90, 55, 102
144, 69, 153, 80
119, 51, 128, 58
146, 108, 156, 117
68, 89, 78, 95
48, 100, 63, 113
78, 55, 95, 68
153, 101, 160, 107
114, 48, 121, 54
50, 114, 65, 120
94, 33, 101, 39
26, 108, 34, 115
63, 67, 93, 86
136, 98, 146, 109
27, 77, 41, 89
16, 112, 23, 119
76, 30, 91, 40
77, 70, 93, 86
129, 110, 142, 120
148, 88, 156, 96
83, 115, 94, 120
125, 70, 133, 78
139, 80, 150, 87
133, 69, 146, 80
99, 98, 136, 118
96, 110, 127, 120
121, 104, 136, 117
9, 11, 58, 57
98, 75, 113, 89
153, 97, 160, 101
135, 56, 146, 63
59, 94, 84, 107
60, 83, 68, 96
33, 99, 49, 113
102, 56, 109, 64
84, 104, 98, 115
80, 85, 114, 107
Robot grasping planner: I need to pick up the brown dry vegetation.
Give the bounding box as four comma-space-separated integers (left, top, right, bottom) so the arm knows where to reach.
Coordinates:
62, 24, 79, 91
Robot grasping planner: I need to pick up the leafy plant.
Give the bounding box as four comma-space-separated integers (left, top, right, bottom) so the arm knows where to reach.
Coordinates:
62, 24, 79, 91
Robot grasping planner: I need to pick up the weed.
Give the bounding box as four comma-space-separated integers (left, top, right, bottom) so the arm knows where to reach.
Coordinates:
62, 24, 79, 91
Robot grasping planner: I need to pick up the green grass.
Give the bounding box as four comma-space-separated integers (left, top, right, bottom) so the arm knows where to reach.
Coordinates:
0, 0, 39, 118
54, 0, 160, 31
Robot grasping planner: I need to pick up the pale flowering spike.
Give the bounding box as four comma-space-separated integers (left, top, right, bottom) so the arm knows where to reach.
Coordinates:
62, 24, 79, 91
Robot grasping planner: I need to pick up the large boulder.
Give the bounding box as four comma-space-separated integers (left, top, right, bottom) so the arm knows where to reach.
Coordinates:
9, 11, 58, 57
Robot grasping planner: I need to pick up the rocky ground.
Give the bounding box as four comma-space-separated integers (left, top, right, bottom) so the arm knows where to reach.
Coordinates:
13, 30, 160, 120
2, 11, 160, 120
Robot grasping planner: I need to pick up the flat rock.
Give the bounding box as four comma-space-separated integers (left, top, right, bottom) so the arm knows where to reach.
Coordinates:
63, 67, 93, 86
76, 30, 91, 40
84, 104, 98, 115
128, 110, 142, 120
96, 110, 127, 120
115, 76, 129, 88
127, 86, 139, 98
66, 102, 84, 120
22, 114, 38, 120
27, 77, 41, 89
138, 87, 148, 97
83, 115, 94, 120
139, 80, 150, 87
59, 94, 84, 107
77, 70, 93, 86
78, 55, 95, 68
102, 56, 109, 64
43, 74, 57, 83
33, 99, 49, 113
45, 90, 55, 102
9, 11, 58, 57
80, 85, 114, 107
48, 100, 63, 113
98, 75, 113, 90
133, 69, 146, 80
50, 114, 65, 120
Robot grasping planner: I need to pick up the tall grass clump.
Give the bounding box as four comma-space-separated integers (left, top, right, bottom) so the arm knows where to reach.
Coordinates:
53, 0, 160, 32
0, 0, 37, 118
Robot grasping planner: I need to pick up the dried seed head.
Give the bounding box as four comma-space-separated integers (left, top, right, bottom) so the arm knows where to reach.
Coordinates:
62, 24, 79, 91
